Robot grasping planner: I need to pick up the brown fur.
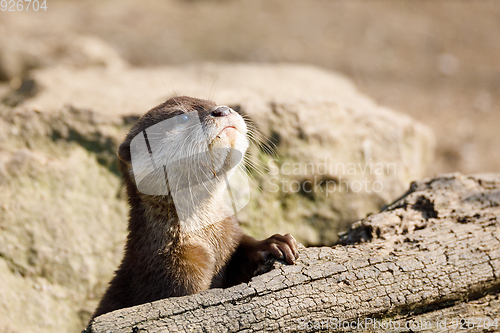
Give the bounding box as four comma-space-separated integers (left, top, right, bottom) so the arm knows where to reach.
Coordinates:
91, 96, 297, 319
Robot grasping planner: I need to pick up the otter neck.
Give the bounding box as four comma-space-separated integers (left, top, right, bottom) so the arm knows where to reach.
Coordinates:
127, 195, 182, 256
132, 184, 231, 251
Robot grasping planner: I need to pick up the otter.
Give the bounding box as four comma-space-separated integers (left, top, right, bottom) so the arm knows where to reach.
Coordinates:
91, 96, 298, 319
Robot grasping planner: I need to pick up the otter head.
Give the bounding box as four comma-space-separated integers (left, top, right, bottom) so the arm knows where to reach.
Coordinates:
118, 96, 250, 231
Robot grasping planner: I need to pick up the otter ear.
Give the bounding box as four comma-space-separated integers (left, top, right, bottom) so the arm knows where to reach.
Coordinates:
117, 141, 132, 164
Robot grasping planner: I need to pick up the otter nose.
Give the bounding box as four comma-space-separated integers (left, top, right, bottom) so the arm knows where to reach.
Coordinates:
211, 106, 231, 117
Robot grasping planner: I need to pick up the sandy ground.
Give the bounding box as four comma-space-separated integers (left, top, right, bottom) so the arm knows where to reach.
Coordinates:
3, 0, 499, 176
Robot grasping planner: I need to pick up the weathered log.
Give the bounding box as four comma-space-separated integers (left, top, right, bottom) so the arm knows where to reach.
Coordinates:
85, 174, 500, 332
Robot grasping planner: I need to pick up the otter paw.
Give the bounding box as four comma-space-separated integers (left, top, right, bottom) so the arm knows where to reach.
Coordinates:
258, 234, 299, 264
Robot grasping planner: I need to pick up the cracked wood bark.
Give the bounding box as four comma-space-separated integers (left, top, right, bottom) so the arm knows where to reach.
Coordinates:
85, 173, 500, 332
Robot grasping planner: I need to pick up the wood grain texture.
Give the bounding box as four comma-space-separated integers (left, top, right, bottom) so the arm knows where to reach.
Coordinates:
85, 173, 500, 332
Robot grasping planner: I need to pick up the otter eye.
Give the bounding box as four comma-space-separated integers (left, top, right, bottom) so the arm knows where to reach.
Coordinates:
176, 114, 189, 124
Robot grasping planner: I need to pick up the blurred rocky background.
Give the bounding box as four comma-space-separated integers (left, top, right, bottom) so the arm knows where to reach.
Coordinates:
0, 1, 498, 332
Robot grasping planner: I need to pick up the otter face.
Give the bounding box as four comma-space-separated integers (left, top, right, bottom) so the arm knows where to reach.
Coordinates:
120, 96, 251, 231
202, 105, 249, 171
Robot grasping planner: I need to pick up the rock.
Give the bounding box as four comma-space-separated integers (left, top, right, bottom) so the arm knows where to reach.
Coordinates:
0, 25, 127, 108
0, 14, 126, 83
85, 173, 500, 332
22, 63, 434, 245
0, 107, 130, 333
0, 61, 434, 332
